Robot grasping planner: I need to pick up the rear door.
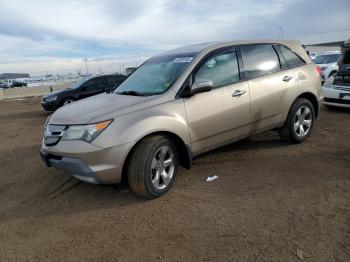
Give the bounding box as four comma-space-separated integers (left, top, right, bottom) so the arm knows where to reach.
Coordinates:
239, 44, 297, 134
184, 48, 251, 154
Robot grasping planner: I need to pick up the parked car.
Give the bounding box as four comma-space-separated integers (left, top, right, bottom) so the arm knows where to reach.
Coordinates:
309, 52, 317, 60
313, 51, 341, 81
323, 64, 350, 108
0, 81, 9, 89
11, 81, 27, 87
40, 40, 322, 198
41, 74, 127, 111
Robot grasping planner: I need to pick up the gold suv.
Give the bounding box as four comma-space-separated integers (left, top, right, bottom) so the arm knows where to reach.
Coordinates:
40, 40, 322, 198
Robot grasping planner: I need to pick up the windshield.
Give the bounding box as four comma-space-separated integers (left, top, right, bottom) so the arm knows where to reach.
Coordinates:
313, 54, 341, 64
115, 53, 196, 96
71, 77, 92, 89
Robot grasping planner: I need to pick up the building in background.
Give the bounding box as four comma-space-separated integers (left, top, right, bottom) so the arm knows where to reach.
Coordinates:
0, 73, 30, 80
296, 29, 350, 54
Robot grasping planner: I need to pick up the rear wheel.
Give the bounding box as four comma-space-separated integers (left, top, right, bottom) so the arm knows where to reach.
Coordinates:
127, 135, 179, 198
279, 98, 315, 143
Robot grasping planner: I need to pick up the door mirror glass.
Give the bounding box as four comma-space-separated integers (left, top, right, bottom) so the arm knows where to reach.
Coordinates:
191, 80, 214, 95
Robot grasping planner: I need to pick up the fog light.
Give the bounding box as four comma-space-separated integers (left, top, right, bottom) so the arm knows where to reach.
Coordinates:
73, 175, 98, 184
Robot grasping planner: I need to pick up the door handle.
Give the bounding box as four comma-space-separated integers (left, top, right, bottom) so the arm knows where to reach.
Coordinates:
232, 90, 246, 97
283, 75, 293, 82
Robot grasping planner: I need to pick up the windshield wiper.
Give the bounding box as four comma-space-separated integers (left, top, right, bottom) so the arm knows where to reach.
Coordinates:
116, 91, 144, 96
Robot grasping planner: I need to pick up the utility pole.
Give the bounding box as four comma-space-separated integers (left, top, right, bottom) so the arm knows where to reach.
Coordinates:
84, 58, 89, 75
278, 27, 284, 40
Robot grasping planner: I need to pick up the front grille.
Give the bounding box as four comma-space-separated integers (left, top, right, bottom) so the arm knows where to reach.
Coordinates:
332, 85, 350, 92
44, 125, 67, 146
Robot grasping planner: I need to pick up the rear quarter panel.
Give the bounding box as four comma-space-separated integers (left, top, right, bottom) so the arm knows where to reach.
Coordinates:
280, 63, 322, 123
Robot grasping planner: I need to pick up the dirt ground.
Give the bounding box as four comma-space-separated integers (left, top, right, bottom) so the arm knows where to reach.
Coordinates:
0, 97, 349, 262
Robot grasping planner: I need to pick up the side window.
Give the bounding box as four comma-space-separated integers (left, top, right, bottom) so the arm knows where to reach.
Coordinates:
106, 76, 118, 87
240, 45, 281, 79
84, 77, 105, 91
279, 45, 305, 68
195, 51, 240, 88
115, 75, 126, 85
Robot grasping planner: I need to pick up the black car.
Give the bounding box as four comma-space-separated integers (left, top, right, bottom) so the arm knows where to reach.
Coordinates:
11, 81, 27, 87
42, 74, 127, 111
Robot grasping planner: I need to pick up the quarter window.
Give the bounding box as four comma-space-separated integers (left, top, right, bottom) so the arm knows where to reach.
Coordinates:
240, 45, 281, 79
279, 45, 305, 68
195, 51, 240, 88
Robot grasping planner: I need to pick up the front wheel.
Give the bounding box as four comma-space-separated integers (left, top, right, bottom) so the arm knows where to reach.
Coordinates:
62, 97, 75, 106
127, 135, 179, 198
279, 98, 315, 143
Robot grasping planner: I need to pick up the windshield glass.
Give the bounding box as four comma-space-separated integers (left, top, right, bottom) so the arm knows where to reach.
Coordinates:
115, 53, 196, 96
313, 54, 341, 64
71, 76, 92, 89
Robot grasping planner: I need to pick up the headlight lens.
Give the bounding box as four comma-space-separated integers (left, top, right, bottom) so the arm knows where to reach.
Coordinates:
323, 76, 334, 88
62, 120, 112, 143
45, 95, 57, 102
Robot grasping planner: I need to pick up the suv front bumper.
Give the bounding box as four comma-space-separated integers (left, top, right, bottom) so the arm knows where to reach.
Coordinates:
40, 140, 134, 184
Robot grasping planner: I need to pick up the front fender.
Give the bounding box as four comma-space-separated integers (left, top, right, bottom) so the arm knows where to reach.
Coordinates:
92, 100, 190, 149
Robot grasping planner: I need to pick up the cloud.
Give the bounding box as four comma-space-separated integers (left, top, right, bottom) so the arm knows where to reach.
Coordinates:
0, 0, 349, 75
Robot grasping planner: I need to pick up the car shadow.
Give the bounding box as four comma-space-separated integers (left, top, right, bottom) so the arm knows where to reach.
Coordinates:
194, 130, 290, 161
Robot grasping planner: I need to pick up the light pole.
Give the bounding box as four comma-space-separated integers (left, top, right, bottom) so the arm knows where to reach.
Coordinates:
84, 58, 89, 75
279, 27, 284, 40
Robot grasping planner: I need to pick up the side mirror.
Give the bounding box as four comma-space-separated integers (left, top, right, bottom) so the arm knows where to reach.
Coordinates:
191, 80, 214, 96
180, 79, 214, 98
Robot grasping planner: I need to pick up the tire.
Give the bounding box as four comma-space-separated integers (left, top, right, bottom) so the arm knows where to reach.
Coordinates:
279, 98, 315, 143
127, 135, 179, 199
61, 97, 75, 106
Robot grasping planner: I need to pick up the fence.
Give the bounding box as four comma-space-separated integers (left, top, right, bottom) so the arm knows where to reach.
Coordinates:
0, 84, 70, 100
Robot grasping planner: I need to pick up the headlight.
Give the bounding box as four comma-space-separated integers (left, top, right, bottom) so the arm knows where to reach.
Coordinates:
323, 76, 334, 88
45, 95, 57, 102
320, 66, 327, 71
62, 120, 112, 143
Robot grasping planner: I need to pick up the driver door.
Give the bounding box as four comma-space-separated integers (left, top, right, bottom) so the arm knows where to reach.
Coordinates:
184, 49, 251, 154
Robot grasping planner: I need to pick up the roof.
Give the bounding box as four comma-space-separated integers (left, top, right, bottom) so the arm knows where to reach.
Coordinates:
158, 39, 310, 63
161, 40, 301, 55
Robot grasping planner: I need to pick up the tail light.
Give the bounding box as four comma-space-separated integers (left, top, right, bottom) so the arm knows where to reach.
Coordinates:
316, 66, 322, 76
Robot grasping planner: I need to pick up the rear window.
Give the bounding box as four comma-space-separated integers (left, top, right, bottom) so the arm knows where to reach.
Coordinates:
240, 44, 281, 79
313, 54, 341, 64
279, 45, 305, 68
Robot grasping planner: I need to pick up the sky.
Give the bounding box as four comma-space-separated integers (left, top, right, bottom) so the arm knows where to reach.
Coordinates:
0, 0, 349, 76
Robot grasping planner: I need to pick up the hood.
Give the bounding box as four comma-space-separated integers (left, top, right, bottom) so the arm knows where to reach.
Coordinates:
43, 88, 73, 98
49, 92, 168, 125
317, 63, 334, 67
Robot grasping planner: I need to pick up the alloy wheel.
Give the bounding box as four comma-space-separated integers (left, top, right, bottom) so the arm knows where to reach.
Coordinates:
294, 106, 312, 137
150, 146, 175, 190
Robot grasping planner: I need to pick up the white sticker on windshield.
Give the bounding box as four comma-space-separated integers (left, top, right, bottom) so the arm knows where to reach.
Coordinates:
173, 57, 193, 63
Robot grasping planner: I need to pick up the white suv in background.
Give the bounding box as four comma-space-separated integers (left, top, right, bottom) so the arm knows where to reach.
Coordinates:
313, 51, 341, 81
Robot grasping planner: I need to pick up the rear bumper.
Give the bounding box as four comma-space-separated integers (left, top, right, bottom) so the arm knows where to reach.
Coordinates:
322, 86, 350, 108
40, 141, 134, 184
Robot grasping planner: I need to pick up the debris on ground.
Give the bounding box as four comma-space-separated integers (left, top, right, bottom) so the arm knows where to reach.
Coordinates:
206, 175, 219, 182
